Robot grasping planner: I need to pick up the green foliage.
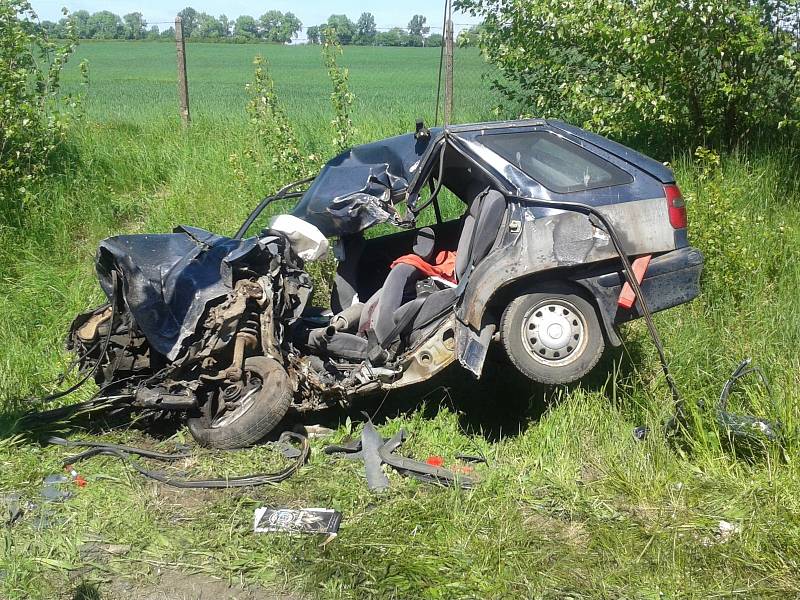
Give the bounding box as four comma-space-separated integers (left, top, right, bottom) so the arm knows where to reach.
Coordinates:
407, 14, 430, 42
244, 55, 305, 180
322, 27, 356, 153
456, 24, 483, 48
457, 0, 800, 148
324, 14, 356, 45
86, 10, 122, 40
354, 12, 377, 45
686, 147, 790, 304
0, 0, 86, 215
257, 10, 302, 44
176, 7, 198, 36
41, 7, 444, 47
234, 15, 259, 40
306, 25, 320, 45
121, 12, 146, 40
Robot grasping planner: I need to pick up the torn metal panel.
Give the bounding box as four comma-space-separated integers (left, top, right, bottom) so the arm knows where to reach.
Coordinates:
459, 199, 677, 331
94, 226, 303, 360
292, 131, 438, 237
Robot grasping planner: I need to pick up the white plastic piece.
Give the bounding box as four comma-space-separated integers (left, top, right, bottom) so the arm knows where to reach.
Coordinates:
269, 214, 329, 261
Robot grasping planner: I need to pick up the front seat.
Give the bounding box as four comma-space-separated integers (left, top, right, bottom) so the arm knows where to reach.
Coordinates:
370, 183, 507, 346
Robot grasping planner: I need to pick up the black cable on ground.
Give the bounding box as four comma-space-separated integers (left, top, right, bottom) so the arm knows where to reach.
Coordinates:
34, 271, 120, 405
46, 431, 310, 489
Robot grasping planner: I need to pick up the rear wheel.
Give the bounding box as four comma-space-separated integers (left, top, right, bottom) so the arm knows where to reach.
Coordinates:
501, 284, 604, 385
188, 356, 292, 449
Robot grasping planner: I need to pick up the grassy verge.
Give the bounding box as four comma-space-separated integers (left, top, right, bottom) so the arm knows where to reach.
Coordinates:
1, 42, 799, 599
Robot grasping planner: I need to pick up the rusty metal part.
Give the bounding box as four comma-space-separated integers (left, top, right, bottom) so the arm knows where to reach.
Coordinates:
257, 276, 282, 363
76, 307, 112, 342
224, 328, 257, 382
199, 280, 264, 359
384, 317, 457, 389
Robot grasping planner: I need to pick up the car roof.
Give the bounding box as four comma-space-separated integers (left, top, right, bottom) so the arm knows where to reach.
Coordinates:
292, 119, 673, 237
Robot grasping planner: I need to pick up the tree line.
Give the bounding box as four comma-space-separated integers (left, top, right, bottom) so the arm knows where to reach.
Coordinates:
37, 7, 483, 47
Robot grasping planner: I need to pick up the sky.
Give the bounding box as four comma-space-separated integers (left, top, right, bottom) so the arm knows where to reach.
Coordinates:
29, 1, 482, 36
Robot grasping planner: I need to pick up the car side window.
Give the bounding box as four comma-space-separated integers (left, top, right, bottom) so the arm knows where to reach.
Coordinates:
477, 131, 633, 193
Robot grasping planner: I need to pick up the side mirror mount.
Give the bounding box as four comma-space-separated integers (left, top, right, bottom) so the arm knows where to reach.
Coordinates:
414, 119, 430, 141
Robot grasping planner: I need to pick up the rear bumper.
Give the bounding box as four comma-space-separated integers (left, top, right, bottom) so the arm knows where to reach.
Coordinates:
576, 246, 703, 343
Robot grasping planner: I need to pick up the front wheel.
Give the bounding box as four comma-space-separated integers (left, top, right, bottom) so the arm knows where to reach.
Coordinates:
501, 284, 605, 385
188, 356, 292, 449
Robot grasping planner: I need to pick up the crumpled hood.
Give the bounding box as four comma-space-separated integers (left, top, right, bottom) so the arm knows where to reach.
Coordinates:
95, 225, 293, 360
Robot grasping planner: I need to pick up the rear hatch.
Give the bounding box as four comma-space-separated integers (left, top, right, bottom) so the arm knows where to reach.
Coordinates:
546, 120, 675, 184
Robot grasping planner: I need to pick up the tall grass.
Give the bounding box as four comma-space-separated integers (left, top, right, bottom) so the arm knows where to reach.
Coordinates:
0, 41, 799, 599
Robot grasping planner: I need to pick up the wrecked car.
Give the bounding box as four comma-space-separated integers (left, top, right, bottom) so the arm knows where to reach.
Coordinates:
68, 119, 703, 448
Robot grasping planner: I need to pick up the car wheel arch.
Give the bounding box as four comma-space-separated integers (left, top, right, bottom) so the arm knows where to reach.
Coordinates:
479, 272, 621, 347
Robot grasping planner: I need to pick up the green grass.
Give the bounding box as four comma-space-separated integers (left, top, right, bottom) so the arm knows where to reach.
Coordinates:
2, 41, 800, 599
66, 42, 496, 133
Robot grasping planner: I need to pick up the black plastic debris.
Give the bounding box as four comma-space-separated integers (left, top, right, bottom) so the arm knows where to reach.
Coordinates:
45, 432, 310, 489
635, 358, 781, 452
325, 417, 476, 491
361, 419, 390, 492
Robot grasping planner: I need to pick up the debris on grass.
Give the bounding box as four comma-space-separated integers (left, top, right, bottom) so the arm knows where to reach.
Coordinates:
324, 417, 477, 491
2, 493, 24, 526
715, 520, 740, 543
41, 474, 72, 502
254, 507, 342, 544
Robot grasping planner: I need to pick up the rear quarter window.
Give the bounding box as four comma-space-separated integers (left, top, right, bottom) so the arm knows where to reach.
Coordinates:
478, 131, 633, 193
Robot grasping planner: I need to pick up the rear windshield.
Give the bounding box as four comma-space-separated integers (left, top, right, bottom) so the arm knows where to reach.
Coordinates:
478, 131, 633, 193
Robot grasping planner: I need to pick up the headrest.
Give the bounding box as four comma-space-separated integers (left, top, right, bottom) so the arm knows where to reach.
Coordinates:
412, 227, 436, 261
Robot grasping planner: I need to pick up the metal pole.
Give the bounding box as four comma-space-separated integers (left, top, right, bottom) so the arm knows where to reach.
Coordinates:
444, 5, 454, 126
175, 16, 191, 127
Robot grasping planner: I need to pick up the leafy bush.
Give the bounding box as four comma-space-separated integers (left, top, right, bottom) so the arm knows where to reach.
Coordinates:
322, 26, 356, 153
0, 1, 86, 210
686, 147, 789, 303
244, 55, 305, 180
456, 0, 800, 149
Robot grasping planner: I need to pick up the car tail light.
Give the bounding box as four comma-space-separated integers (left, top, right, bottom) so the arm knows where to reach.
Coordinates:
664, 184, 687, 229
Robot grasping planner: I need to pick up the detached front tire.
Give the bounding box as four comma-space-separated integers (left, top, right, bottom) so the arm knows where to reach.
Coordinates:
188, 356, 292, 449
501, 284, 605, 385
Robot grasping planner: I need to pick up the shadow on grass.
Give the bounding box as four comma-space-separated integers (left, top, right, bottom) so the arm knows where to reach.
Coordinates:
293, 339, 648, 442
72, 581, 102, 600
2, 338, 648, 447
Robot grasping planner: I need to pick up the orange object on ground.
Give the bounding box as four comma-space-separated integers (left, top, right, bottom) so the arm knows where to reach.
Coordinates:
391, 250, 457, 283
618, 255, 652, 309
425, 455, 444, 467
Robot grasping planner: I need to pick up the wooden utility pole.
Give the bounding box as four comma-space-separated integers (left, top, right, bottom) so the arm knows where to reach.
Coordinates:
444, 5, 454, 126
175, 16, 191, 126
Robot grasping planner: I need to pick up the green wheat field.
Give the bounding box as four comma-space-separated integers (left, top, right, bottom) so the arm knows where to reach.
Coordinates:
1, 41, 800, 599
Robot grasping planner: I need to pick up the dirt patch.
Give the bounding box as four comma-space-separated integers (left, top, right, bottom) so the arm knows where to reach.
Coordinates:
76, 568, 305, 600
148, 483, 221, 517
521, 511, 590, 548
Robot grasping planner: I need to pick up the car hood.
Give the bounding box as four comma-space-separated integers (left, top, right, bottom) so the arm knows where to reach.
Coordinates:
95, 226, 302, 360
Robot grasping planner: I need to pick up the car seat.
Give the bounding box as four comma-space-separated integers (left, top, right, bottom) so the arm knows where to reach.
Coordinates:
367, 182, 507, 347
